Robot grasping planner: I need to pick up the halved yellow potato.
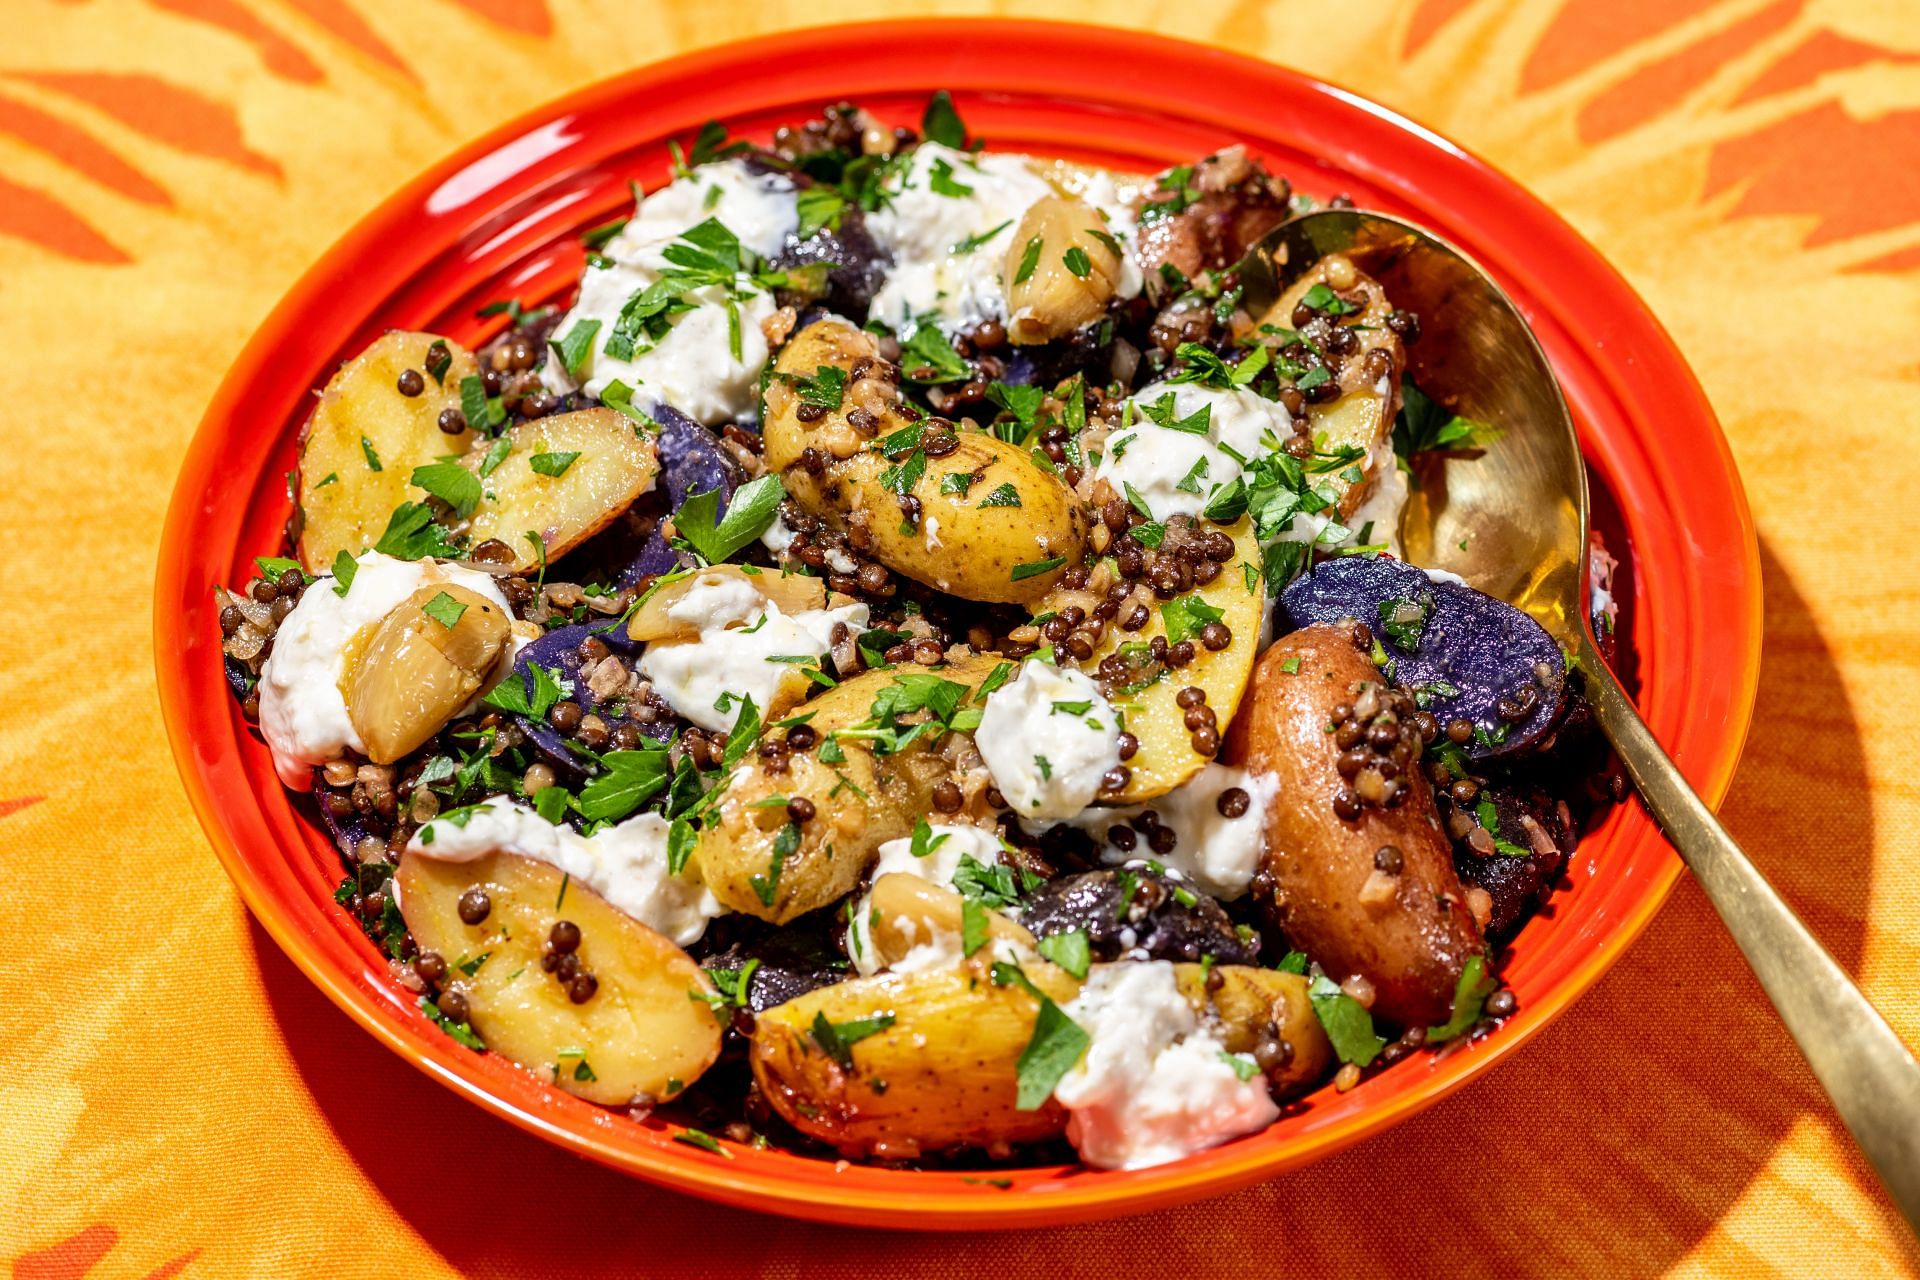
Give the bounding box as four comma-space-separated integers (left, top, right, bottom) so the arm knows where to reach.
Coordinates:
295, 330, 479, 571
344, 584, 510, 763
762, 318, 1090, 604
864, 872, 1035, 967
625, 565, 830, 643
750, 955, 1082, 1157
1267, 256, 1404, 519
1170, 963, 1332, 1098
751, 956, 1330, 1156
1048, 517, 1264, 802
694, 652, 1005, 924
463, 408, 659, 572
397, 849, 721, 1106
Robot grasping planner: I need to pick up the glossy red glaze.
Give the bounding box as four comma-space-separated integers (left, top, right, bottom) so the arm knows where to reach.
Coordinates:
154, 21, 1761, 1228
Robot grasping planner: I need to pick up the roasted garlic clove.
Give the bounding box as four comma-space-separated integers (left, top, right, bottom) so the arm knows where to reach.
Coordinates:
1004, 195, 1127, 345
345, 584, 511, 763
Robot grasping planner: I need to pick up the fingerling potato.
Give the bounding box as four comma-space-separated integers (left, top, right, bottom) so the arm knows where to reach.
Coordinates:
1043, 516, 1264, 801
1226, 623, 1485, 1027
397, 848, 722, 1105
1263, 255, 1404, 519
296, 330, 479, 571
1170, 963, 1332, 1099
462, 408, 660, 572
750, 955, 1082, 1157
694, 652, 1006, 924
763, 317, 1089, 604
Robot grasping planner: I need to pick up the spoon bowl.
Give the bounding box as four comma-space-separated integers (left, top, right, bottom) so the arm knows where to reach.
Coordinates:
1242, 209, 1920, 1232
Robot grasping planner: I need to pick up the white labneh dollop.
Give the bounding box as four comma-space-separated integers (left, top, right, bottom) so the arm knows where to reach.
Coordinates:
976, 661, 1122, 820
407, 796, 724, 946
540, 158, 799, 422
847, 822, 1004, 976
1073, 763, 1278, 900
1097, 380, 1295, 522
864, 144, 1140, 337
635, 571, 867, 732
1055, 961, 1278, 1171
257, 552, 517, 789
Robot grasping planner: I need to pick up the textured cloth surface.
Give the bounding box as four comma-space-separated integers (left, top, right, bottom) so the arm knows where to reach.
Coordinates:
3, 0, 1919, 1275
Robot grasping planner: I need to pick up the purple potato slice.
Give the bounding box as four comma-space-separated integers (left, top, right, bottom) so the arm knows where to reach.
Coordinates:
1019, 869, 1260, 966
617, 403, 742, 587
1446, 783, 1574, 938
1278, 555, 1566, 758
769, 205, 888, 319
311, 765, 374, 860
508, 622, 673, 772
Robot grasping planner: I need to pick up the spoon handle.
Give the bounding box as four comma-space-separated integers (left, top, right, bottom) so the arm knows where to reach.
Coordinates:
1581, 643, 1920, 1227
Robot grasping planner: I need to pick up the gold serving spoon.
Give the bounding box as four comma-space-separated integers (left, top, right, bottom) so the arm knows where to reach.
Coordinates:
1239, 209, 1920, 1228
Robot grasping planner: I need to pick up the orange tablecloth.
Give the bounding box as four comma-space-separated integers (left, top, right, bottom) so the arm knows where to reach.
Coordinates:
4, 1, 1918, 1275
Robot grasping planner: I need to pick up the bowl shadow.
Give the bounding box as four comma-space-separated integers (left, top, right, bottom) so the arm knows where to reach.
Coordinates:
247, 536, 1901, 1275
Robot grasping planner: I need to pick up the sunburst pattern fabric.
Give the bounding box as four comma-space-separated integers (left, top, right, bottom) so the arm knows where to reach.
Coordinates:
3, 1, 1918, 1275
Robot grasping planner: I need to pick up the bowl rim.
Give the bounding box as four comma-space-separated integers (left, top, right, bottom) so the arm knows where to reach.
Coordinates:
154, 17, 1762, 1229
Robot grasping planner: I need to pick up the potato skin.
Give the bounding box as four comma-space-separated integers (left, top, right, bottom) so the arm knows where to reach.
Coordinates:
694, 652, 1006, 924
1227, 624, 1485, 1027
763, 318, 1089, 604
750, 957, 1080, 1157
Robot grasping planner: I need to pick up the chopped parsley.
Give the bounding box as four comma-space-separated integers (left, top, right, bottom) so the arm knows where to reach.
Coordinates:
420, 591, 467, 629
977, 481, 1022, 508
1010, 555, 1065, 582
410, 459, 482, 518
672, 473, 786, 564
808, 1010, 896, 1070
552, 319, 600, 379
529, 450, 581, 478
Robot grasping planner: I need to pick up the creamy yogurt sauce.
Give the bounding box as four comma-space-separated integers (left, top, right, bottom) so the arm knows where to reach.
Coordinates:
976, 660, 1122, 820
634, 570, 867, 732
540, 158, 799, 422
1054, 961, 1277, 1170
846, 822, 1005, 977
1067, 762, 1277, 901
407, 796, 724, 946
257, 552, 523, 789
1096, 380, 1295, 522
865, 143, 1141, 337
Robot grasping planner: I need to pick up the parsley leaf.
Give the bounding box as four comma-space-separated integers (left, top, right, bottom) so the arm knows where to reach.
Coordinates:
372, 502, 461, 560
1015, 995, 1088, 1110
961, 898, 990, 957
1062, 246, 1091, 278
410, 459, 482, 518
1013, 235, 1043, 285
1426, 956, 1497, 1042
330, 549, 358, 596
977, 481, 1022, 508
420, 591, 467, 629
552, 319, 600, 379
575, 744, 673, 822
360, 437, 382, 472
482, 659, 570, 719
530, 450, 581, 478
1010, 555, 1065, 582
928, 156, 974, 197
1308, 973, 1386, 1066
921, 90, 968, 149
810, 1010, 896, 1069
900, 325, 968, 384
795, 185, 847, 239
673, 474, 786, 564
1035, 929, 1090, 979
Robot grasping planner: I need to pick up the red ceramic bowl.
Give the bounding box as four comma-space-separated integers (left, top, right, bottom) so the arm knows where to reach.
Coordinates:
155, 20, 1761, 1229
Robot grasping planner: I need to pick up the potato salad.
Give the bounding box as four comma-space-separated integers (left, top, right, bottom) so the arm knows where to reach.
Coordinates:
216, 95, 1626, 1173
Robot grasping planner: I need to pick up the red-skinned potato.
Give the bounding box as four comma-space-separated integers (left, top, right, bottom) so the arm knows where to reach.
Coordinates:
1226, 623, 1485, 1027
